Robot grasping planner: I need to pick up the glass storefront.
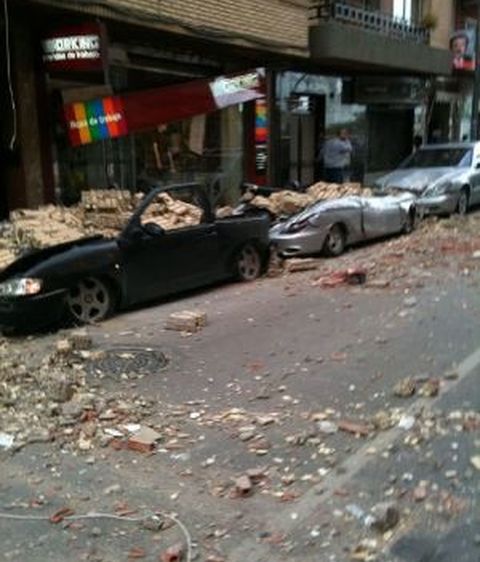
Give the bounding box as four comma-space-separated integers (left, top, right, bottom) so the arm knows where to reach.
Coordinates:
55, 106, 245, 206
276, 72, 367, 186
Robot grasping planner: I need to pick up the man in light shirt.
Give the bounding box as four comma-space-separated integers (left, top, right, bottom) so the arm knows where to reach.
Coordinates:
321, 128, 353, 184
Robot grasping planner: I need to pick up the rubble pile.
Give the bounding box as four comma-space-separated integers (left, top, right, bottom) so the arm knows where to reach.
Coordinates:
10, 206, 85, 251
0, 190, 204, 270
306, 181, 372, 200
0, 222, 16, 270
250, 190, 313, 216
248, 182, 373, 218
0, 331, 157, 453
81, 189, 133, 234
140, 192, 202, 230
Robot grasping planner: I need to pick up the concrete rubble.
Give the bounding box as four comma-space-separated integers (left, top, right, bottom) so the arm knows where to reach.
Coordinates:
245, 182, 373, 217
0, 190, 203, 270
165, 310, 208, 333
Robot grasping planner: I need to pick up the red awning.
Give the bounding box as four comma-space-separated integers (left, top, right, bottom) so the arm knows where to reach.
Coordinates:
63, 68, 266, 147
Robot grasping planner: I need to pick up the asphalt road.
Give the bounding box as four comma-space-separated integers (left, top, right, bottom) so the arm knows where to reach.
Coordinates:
1, 236, 480, 561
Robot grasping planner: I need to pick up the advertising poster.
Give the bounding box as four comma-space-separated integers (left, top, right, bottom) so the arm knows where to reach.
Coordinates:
450, 29, 475, 71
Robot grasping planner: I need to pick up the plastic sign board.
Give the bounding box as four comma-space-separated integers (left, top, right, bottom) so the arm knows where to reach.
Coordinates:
64, 97, 128, 146
210, 70, 264, 108
42, 23, 106, 73
63, 69, 265, 147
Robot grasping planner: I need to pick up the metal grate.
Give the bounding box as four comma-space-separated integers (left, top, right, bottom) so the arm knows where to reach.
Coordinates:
309, 1, 430, 44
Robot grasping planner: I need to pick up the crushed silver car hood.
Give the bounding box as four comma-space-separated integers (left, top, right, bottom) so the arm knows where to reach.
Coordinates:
377, 167, 454, 194
270, 193, 414, 234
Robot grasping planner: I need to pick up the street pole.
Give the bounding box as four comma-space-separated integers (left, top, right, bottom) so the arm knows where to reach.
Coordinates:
471, 0, 480, 139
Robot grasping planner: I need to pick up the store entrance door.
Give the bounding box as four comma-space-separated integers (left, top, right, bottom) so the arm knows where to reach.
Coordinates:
367, 106, 414, 175
288, 94, 325, 186
428, 102, 451, 143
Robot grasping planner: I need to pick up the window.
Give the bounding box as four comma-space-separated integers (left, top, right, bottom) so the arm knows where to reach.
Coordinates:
393, 0, 423, 22
401, 148, 472, 168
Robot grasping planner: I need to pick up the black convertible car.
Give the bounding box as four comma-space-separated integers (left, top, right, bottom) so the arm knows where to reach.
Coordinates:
0, 184, 270, 333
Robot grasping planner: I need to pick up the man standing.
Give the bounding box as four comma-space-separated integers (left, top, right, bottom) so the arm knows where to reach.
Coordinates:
321, 128, 353, 184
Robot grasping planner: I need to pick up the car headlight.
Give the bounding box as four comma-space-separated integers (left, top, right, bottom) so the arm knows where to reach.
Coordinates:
0, 278, 43, 297
286, 215, 317, 233
425, 181, 452, 196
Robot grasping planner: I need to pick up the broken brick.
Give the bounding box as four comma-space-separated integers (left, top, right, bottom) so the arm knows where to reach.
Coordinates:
233, 475, 253, 497
128, 546, 146, 559
160, 543, 184, 562
49, 507, 75, 524
337, 420, 370, 437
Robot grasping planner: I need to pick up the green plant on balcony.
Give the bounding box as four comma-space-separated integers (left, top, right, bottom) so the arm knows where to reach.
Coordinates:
421, 12, 438, 30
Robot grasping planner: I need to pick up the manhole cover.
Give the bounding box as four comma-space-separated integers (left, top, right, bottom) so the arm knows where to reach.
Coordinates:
86, 347, 168, 377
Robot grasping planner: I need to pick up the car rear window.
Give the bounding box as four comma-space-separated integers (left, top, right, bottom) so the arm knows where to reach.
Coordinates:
401, 148, 472, 168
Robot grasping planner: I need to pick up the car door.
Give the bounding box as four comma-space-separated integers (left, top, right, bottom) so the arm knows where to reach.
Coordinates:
361, 197, 403, 240
121, 223, 220, 305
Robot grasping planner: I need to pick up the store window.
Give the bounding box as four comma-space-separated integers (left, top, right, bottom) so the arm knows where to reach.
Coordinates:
56, 106, 244, 206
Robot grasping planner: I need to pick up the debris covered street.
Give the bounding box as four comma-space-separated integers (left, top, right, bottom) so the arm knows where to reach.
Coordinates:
1, 212, 480, 562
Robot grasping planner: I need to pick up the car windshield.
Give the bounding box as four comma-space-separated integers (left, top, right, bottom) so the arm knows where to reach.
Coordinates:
401, 148, 472, 169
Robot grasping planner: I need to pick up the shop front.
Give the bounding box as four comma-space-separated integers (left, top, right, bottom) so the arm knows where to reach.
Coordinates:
3, 10, 270, 215
274, 72, 426, 187
57, 66, 265, 205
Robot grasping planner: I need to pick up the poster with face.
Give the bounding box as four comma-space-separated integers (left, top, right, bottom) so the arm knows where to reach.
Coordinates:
450, 29, 475, 71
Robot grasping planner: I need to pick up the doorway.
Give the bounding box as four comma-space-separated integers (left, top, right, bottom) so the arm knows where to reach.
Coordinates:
367, 106, 414, 174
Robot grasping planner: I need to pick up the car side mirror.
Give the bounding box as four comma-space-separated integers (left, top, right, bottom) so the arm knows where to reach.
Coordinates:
476, 161, 480, 169
142, 222, 165, 237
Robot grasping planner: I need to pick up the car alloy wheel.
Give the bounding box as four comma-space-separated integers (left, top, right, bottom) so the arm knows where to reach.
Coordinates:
324, 224, 346, 257
237, 244, 262, 281
66, 277, 113, 324
457, 189, 469, 216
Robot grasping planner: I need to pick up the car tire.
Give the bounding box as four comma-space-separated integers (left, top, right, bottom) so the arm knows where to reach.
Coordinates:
457, 188, 469, 216
323, 224, 346, 257
65, 277, 116, 325
236, 244, 262, 282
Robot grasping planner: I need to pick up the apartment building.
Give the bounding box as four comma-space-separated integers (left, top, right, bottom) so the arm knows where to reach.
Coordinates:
0, 0, 469, 213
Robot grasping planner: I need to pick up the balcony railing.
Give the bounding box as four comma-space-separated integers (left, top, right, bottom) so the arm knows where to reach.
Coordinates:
309, 1, 430, 44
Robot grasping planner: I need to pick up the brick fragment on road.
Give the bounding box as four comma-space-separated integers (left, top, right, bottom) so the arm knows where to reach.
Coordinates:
68, 329, 93, 351
165, 310, 207, 332
470, 455, 480, 471
285, 258, 318, 273
370, 501, 400, 532
160, 543, 184, 562
418, 377, 440, 397
128, 546, 146, 559
49, 507, 75, 524
413, 483, 428, 502
127, 426, 162, 453
393, 377, 416, 397
337, 420, 370, 437
233, 475, 253, 497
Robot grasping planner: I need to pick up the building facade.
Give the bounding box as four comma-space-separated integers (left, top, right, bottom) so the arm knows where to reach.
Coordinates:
0, 0, 468, 216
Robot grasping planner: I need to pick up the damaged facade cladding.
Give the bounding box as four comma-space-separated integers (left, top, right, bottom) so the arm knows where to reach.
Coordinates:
0, 0, 458, 219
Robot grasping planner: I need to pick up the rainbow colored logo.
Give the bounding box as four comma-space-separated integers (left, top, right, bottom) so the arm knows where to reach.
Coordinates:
255, 99, 268, 144
64, 96, 128, 146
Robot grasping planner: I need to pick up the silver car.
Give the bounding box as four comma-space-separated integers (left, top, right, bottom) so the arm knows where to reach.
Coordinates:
375, 142, 480, 216
270, 194, 416, 257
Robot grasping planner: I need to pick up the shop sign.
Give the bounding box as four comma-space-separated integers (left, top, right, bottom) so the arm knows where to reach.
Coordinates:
64, 97, 127, 146
63, 69, 265, 147
42, 23, 106, 73
210, 70, 264, 108
352, 77, 426, 104
450, 29, 475, 71
254, 99, 268, 180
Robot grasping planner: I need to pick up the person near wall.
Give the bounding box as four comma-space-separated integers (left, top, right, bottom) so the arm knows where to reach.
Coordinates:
321, 128, 353, 184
